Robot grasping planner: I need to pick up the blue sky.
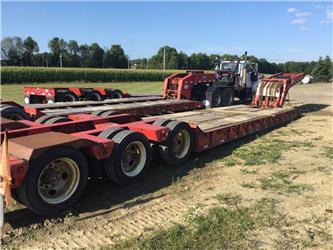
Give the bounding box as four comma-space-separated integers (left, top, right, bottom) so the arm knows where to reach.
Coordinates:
1, 1, 332, 62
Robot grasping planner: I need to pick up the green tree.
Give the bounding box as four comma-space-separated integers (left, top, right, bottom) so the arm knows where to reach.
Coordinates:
1, 36, 24, 66
22, 36, 39, 66
149, 46, 179, 69
104, 44, 127, 68
78, 44, 90, 67
48, 37, 68, 66
68, 40, 80, 67
177, 51, 188, 69
89, 43, 104, 68
311, 56, 332, 82
189, 53, 211, 70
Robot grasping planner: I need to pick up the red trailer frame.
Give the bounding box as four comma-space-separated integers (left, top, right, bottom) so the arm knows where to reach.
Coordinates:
23, 86, 132, 104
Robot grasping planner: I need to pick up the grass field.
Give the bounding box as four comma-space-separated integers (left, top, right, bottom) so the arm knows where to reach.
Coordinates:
0, 82, 163, 104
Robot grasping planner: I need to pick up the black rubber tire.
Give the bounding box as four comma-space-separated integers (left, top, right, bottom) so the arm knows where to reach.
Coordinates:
56, 91, 78, 102
151, 119, 173, 162
205, 86, 223, 108
0, 105, 29, 120
103, 130, 151, 184
85, 91, 103, 101
100, 110, 119, 117
98, 127, 124, 139
16, 146, 88, 216
158, 121, 193, 167
221, 88, 234, 106
44, 116, 71, 124
91, 110, 108, 116
108, 89, 123, 99
191, 84, 209, 101
35, 115, 57, 124
152, 119, 172, 127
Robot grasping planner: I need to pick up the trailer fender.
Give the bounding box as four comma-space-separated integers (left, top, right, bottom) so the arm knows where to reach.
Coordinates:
7, 132, 95, 162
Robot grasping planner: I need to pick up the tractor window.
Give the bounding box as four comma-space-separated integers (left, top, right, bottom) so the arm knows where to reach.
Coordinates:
221, 63, 237, 71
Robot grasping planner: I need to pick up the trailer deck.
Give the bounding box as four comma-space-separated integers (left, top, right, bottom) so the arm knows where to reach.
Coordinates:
30, 99, 200, 117
146, 104, 297, 132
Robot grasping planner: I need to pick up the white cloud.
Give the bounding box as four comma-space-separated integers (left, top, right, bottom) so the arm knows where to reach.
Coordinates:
291, 18, 306, 25
326, 9, 333, 21
287, 8, 298, 13
295, 11, 311, 17
287, 7, 312, 30
319, 8, 333, 24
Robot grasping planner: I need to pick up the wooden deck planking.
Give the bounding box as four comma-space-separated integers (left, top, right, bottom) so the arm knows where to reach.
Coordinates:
146, 105, 296, 132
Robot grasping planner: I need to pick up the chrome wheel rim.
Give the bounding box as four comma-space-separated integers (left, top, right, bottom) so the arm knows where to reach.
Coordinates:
121, 141, 146, 177
38, 157, 80, 204
172, 129, 191, 159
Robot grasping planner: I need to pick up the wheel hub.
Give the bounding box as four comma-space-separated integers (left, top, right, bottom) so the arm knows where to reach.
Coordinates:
172, 130, 191, 159
37, 157, 80, 204
120, 141, 146, 177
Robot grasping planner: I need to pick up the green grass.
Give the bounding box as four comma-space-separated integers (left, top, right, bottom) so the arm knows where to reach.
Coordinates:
323, 146, 333, 159
0, 81, 163, 104
232, 138, 313, 166
241, 182, 257, 189
240, 169, 258, 175
109, 198, 286, 250
215, 193, 242, 206
222, 157, 240, 167
259, 170, 313, 194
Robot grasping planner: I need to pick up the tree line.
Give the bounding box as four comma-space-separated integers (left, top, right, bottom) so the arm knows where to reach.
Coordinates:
1, 36, 332, 81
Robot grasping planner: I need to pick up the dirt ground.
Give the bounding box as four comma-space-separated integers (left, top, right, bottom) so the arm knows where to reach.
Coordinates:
1, 83, 332, 249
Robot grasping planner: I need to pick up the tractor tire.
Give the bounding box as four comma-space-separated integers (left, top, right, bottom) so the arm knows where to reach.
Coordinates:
16, 146, 88, 216
85, 91, 103, 101
108, 89, 123, 99
56, 91, 78, 103
0, 105, 29, 120
205, 86, 223, 108
103, 130, 151, 184
221, 88, 234, 106
44, 116, 71, 124
191, 84, 208, 102
158, 121, 193, 167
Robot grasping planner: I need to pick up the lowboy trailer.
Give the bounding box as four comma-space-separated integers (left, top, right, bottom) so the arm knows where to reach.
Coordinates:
0, 103, 300, 215
0, 72, 304, 216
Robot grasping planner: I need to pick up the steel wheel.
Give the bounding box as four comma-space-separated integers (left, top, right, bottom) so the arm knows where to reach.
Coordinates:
158, 121, 194, 167
172, 129, 191, 159
120, 141, 147, 177
37, 157, 80, 204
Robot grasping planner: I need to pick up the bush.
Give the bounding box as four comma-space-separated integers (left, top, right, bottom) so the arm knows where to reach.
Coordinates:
1, 67, 182, 83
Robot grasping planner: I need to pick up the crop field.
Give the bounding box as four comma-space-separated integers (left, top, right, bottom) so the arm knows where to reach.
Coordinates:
1, 67, 183, 84
1, 82, 332, 248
